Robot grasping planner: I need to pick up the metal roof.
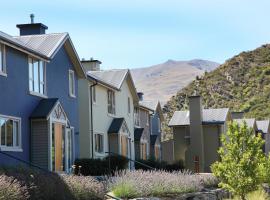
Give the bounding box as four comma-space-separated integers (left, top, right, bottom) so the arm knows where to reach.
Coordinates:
87, 69, 129, 90
108, 118, 125, 134
169, 108, 229, 126
256, 120, 270, 134
234, 118, 256, 128
30, 98, 58, 119
134, 128, 144, 141
139, 101, 158, 111
13, 33, 68, 58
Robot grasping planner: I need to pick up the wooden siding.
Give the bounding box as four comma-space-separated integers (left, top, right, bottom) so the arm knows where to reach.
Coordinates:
31, 120, 48, 169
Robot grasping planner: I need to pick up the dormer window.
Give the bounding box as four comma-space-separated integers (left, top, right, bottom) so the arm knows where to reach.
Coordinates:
29, 57, 46, 96
0, 44, 6, 76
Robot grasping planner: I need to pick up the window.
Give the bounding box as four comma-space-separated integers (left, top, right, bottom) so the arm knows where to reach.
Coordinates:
69, 70, 75, 97
29, 57, 45, 95
134, 107, 140, 126
0, 44, 6, 75
95, 133, 104, 153
146, 112, 149, 126
128, 97, 131, 114
107, 90, 115, 115
0, 115, 21, 150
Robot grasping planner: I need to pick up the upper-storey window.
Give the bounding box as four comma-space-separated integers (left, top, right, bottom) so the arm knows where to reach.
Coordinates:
69, 70, 76, 97
107, 89, 115, 115
0, 115, 21, 151
134, 107, 140, 126
128, 97, 131, 114
29, 58, 46, 96
0, 44, 6, 75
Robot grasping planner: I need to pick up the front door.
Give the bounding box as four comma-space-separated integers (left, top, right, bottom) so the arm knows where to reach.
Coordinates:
53, 123, 65, 172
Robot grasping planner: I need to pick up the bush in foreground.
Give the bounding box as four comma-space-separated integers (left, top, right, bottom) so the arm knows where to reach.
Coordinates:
0, 174, 29, 200
211, 121, 265, 200
0, 166, 105, 200
106, 170, 218, 199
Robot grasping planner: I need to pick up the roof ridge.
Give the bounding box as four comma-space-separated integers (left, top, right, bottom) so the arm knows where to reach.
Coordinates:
13, 32, 68, 38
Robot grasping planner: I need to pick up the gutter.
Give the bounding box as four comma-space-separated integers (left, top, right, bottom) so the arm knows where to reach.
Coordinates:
90, 79, 98, 158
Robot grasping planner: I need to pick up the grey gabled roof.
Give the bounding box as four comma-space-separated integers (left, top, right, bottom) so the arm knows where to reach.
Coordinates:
169, 108, 229, 126
234, 118, 256, 129
87, 69, 129, 90
150, 135, 158, 146
134, 128, 144, 141
13, 33, 68, 58
139, 101, 158, 111
256, 120, 270, 134
108, 118, 125, 134
30, 98, 58, 119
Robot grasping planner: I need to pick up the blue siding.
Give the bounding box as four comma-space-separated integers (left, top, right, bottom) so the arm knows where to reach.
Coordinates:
0, 44, 80, 166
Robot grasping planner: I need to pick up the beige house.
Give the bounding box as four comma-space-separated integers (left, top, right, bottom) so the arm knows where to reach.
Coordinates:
134, 93, 154, 160
169, 96, 230, 172
78, 59, 139, 165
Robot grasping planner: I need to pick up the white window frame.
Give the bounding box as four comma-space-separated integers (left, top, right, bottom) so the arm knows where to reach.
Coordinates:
0, 114, 22, 152
128, 97, 131, 114
134, 107, 140, 127
94, 132, 104, 155
146, 112, 149, 126
107, 89, 116, 115
28, 57, 47, 97
69, 70, 76, 98
0, 44, 7, 76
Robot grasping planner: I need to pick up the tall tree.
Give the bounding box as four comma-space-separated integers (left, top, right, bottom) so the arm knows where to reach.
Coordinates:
211, 121, 265, 200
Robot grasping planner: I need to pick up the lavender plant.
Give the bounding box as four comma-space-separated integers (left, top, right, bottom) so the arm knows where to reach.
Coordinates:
106, 170, 217, 198
0, 175, 29, 200
62, 175, 105, 200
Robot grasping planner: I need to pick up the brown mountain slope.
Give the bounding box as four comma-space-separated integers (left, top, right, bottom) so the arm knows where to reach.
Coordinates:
131, 59, 219, 104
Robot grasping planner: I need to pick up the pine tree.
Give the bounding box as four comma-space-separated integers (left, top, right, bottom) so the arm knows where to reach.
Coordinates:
211, 121, 265, 200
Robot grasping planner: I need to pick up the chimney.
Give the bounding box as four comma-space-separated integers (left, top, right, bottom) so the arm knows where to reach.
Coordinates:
188, 95, 205, 172
81, 58, 102, 72
16, 14, 48, 36
137, 92, 144, 101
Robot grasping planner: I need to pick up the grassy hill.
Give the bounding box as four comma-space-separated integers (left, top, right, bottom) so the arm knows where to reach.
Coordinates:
163, 44, 270, 139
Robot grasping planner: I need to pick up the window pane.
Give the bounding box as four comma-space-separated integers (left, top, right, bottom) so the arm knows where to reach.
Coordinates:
14, 121, 19, 147
6, 119, 13, 146
0, 118, 6, 146
33, 60, 39, 93
39, 61, 44, 82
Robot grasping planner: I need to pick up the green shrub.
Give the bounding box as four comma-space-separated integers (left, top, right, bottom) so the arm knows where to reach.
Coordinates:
211, 121, 265, 200
74, 155, 128, 176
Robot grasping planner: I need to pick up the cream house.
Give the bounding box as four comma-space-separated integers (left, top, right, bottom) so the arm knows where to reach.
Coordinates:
78, 59, 139, 165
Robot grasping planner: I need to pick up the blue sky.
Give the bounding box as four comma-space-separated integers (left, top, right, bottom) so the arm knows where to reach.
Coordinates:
1, 0, 270, 69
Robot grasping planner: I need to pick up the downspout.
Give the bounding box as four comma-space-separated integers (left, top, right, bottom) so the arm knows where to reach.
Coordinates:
90, 80, 98, 158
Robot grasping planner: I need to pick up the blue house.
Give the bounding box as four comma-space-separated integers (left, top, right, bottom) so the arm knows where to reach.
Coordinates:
0, 17, 85, 172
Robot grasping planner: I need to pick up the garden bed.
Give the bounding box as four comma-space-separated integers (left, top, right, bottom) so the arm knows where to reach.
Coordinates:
106, 170, 219, 199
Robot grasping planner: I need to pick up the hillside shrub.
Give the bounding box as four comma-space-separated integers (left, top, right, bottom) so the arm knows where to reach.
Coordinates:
74, 155, 128, 176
